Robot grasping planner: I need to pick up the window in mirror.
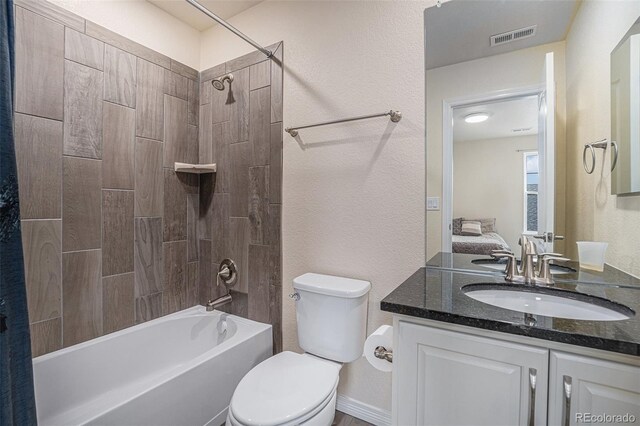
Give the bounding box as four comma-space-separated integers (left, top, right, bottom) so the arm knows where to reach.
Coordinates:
524, 152, 539, 233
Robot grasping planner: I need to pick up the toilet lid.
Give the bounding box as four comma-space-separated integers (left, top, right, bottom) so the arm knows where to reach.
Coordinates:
230, 351, 340, 426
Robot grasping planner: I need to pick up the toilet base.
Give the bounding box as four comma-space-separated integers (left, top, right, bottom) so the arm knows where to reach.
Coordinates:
226, 391, 337, 426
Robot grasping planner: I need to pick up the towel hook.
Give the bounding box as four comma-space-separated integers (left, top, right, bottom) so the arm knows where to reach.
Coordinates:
583, 139, 618, 174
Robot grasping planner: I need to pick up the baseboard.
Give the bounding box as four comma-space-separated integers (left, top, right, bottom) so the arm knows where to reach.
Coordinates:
336, 394, 392, 426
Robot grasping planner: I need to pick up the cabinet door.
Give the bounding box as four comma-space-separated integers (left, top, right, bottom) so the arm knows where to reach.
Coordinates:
394, 322, 548, 426
549, 351, 640, 426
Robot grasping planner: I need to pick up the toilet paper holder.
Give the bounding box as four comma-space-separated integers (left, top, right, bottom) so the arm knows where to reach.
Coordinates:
374, 346, 393, 363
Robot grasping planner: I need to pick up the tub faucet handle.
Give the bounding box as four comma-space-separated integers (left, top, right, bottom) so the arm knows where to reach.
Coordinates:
217, 259, 238, 287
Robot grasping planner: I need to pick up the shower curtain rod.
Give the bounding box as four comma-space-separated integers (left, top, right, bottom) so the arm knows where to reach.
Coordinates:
185, 0, 273, 58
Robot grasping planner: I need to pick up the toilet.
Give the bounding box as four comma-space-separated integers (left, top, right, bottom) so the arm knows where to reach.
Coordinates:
226, 273, 371, 426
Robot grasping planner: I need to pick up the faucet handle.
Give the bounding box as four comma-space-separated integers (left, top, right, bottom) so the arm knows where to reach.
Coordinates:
537, 255, 571, 284
491, 249, 514, 255
538, 252, 563, 258
540, 253, 570, 262
492, 252, 519, 281
536, 252, 563, 273
491, 249, 514, 259
217, 259, 238, 287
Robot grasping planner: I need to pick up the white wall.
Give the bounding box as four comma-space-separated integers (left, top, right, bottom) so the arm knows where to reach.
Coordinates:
50, 0, 201, 69
426, 41, 567, 260
200, 0, 430, 411
453, 135, 537, 251
565, 1, 640, 275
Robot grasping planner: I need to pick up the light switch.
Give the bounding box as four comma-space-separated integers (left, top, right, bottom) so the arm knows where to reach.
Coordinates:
427, 197, 440, 211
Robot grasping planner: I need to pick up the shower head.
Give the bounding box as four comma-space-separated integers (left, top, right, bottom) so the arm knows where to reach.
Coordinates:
212, 73, 234, 91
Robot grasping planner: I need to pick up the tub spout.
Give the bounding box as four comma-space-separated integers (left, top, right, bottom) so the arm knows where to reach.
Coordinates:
206, 293, 232, 312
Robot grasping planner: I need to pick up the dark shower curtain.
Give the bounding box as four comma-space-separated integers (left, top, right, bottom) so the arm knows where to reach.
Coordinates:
0, 0, 37, 424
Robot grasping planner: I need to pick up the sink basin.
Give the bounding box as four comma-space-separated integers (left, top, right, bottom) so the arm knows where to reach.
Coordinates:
462, 283, 635, 321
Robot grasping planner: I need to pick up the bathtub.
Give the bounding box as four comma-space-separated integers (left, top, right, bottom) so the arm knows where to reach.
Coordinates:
33, 306, 272, 426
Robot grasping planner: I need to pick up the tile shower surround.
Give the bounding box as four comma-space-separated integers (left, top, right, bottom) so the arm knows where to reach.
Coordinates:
13, 0, 283, 356
199, 43, 284, 354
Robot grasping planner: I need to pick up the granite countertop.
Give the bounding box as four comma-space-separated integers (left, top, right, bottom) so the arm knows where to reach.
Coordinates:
381, 267, 640, 356
426, 252, 640, 288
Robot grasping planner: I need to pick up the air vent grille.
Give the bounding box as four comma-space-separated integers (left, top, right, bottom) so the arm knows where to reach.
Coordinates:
490, 25, 537, 47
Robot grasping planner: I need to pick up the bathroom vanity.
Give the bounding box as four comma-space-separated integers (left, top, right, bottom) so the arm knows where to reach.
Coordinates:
414, 1, 640, 424
381, 268, 640, 426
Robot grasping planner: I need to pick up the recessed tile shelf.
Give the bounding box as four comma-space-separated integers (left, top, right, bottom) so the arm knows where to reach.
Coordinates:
174, 162, 217, 174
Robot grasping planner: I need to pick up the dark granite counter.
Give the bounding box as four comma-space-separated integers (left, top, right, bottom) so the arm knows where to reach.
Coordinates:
381, 267, 640, 356
426, 252, 640, 288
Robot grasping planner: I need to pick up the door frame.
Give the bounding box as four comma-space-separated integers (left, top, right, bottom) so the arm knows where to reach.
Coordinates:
441, 84, 546, 253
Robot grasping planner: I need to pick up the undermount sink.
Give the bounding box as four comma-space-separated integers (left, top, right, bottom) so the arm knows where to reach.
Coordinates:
462, 283, 635, 321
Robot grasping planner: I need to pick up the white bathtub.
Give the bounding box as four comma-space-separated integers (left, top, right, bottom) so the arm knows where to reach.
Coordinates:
33, 306, 272, 426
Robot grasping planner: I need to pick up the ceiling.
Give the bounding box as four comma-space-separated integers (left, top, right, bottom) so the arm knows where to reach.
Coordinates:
453, 95, 539, 143
425, 0, 580, 70
148, 0, 263, 31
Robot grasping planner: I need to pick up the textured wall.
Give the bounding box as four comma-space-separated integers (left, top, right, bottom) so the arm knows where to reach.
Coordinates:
14, 1, 200, 356
199, 44, 284, 353
564, 1, 640, 276
199, 1, 428, 411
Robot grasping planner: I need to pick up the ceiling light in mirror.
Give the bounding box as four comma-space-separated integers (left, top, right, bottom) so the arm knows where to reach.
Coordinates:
464, 113, 490, 124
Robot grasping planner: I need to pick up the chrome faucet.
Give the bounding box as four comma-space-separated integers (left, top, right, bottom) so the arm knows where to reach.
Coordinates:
491, 234, 569, 286
206, 293, 232, 311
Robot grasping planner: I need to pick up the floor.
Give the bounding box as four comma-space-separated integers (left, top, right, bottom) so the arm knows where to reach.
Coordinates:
333, 411, 374, 426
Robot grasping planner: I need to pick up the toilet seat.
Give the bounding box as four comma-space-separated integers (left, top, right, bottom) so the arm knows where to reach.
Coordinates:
227, 390, 336, 426
228, 351, 341, 426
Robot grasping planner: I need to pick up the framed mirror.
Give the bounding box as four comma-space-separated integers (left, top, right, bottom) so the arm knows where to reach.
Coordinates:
611, 18, 640, 195
425, 0, 640, 280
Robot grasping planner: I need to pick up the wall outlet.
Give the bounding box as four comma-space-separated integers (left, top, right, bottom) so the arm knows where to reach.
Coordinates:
426, 197, 440, 211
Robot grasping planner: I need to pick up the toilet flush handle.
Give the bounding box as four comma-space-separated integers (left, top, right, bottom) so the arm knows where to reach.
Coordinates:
289, 292, 300, 301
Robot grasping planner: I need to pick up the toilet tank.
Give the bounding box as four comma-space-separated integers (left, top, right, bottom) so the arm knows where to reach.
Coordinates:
293, 273, 371, 363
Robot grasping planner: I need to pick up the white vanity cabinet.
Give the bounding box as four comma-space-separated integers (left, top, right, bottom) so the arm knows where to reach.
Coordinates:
548, 351, 640, 425
393, 318, 640, 426
394, 321, 549, 426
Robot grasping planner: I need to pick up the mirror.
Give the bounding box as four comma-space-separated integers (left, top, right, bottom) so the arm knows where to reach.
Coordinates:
611, 18, 640, 195
425, 1, 640, 279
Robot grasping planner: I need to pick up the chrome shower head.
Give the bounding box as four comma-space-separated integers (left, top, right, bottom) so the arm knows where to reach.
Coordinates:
212, 73, 234, 91
212, 79, 225, 91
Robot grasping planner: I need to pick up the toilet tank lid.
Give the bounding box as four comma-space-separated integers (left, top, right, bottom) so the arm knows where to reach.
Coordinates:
293, 273, 371, 298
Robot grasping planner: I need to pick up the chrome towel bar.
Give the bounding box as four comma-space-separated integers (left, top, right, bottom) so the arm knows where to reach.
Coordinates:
285, 110, 402, 137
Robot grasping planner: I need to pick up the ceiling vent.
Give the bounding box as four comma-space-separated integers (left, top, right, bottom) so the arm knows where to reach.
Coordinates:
490, 25, 537, 47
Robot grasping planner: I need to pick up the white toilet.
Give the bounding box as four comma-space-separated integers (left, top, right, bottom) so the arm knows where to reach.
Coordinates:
226, 273, 371, 426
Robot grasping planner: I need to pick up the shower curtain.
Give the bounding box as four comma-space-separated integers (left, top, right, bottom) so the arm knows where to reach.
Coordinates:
0, 0, 37, 424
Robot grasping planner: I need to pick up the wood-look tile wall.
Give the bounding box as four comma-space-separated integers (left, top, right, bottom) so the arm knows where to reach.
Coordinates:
14, 2, 200, 356
199, 43, 284, 353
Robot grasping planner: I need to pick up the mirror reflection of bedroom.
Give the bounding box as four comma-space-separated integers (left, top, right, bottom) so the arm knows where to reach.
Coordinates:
451, 96, 541, 256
